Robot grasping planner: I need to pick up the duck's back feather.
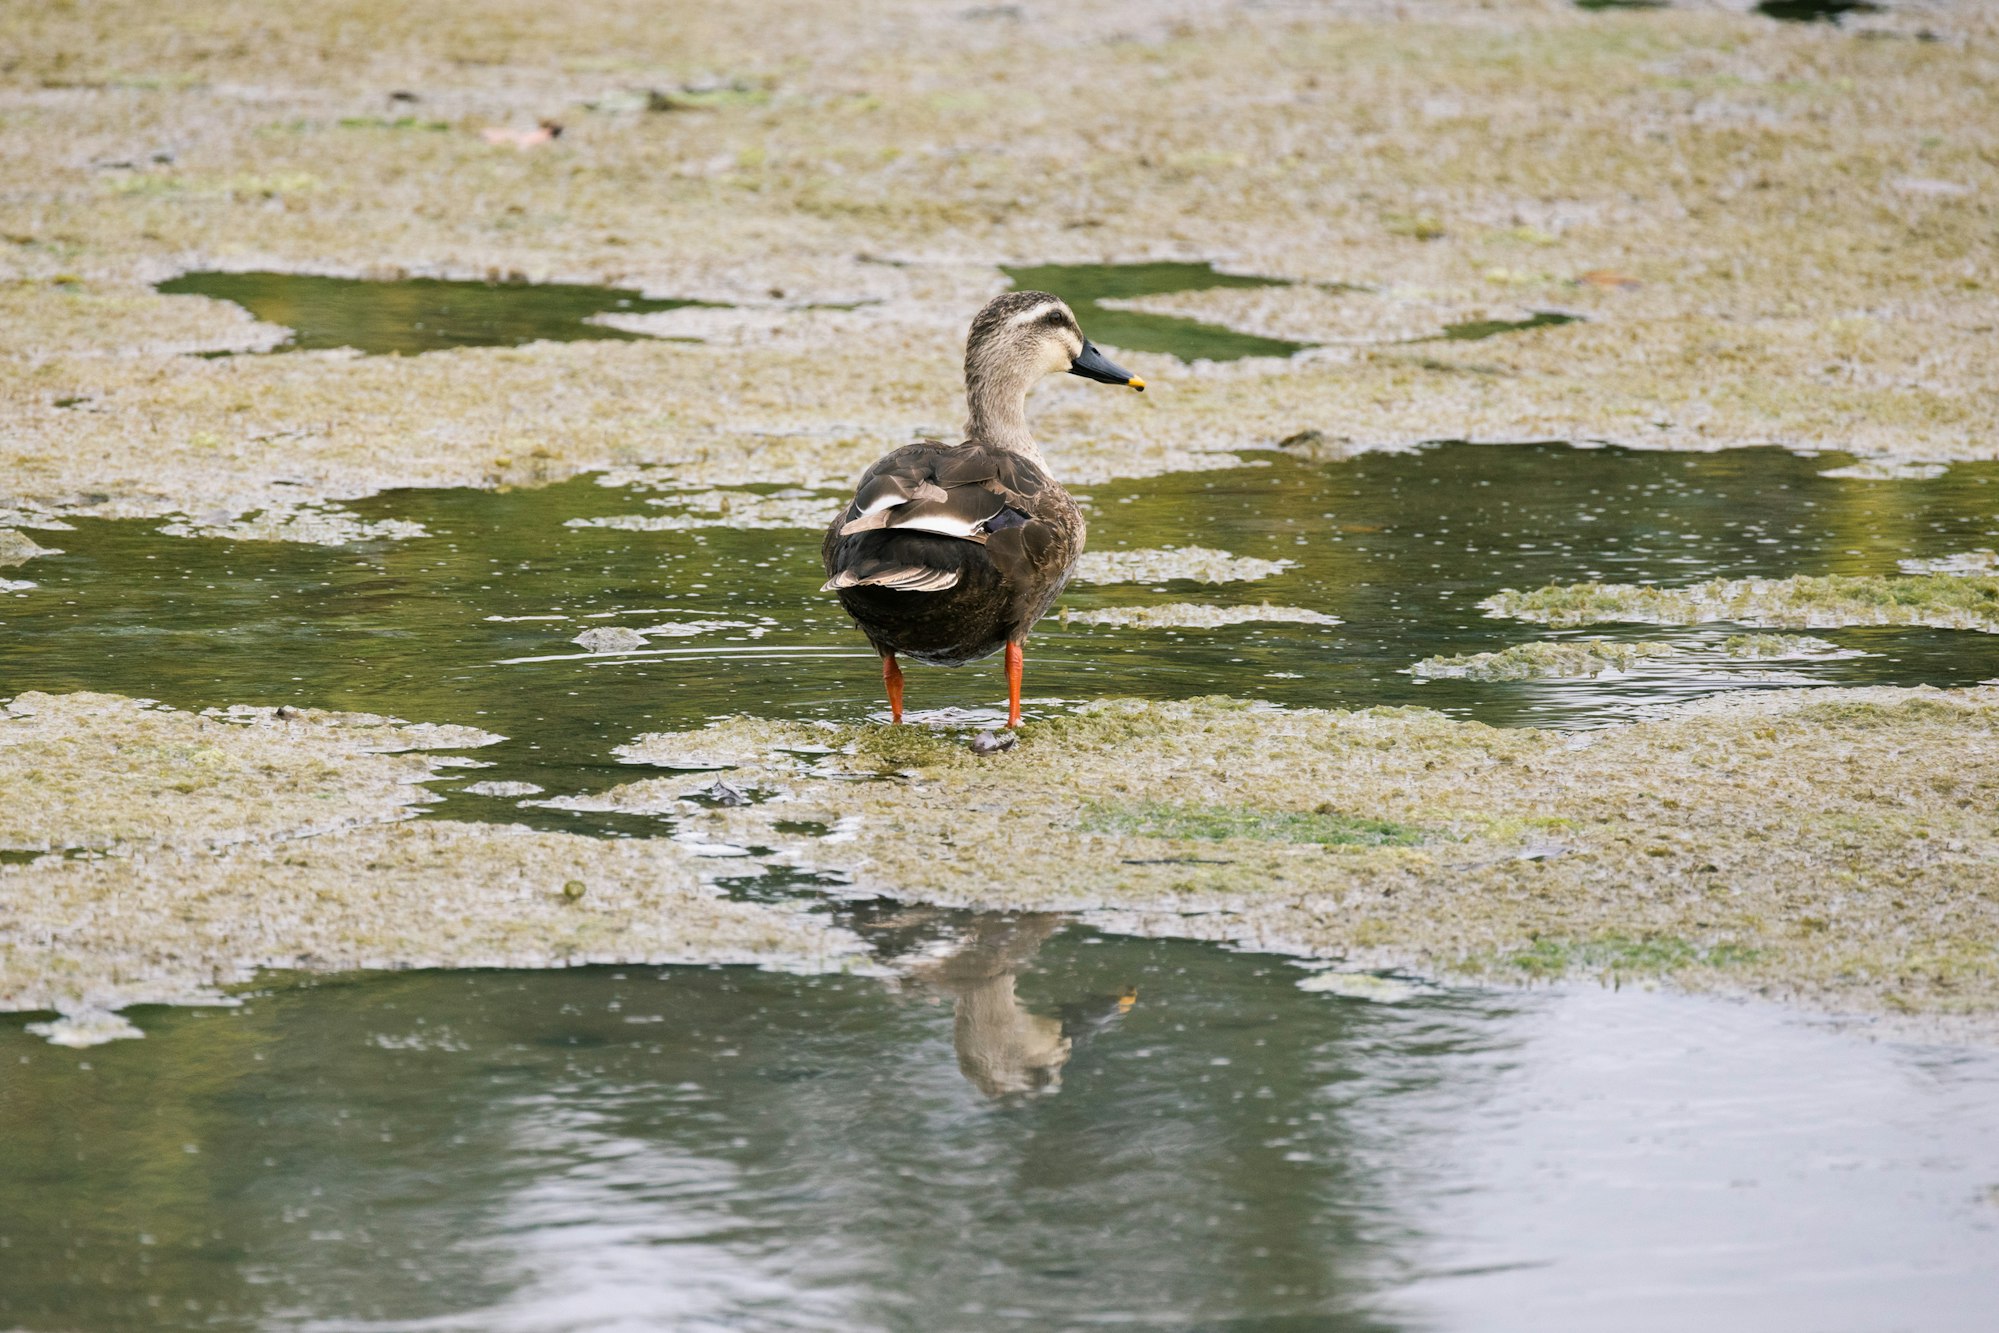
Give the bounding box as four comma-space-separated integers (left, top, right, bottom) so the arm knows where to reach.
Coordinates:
821, 440, 1083, 665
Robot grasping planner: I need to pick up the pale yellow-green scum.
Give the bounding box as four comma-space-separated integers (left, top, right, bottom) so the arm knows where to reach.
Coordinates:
604, 686, 1999, 1038
3, 0, 1996, 529
0, 693, 864, 1016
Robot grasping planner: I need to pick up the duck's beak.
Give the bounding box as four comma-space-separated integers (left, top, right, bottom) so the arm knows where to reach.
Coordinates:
1068, 340, 1145, 391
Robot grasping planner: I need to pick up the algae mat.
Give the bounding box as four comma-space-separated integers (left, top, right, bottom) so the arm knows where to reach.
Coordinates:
3, 0, 1998, 532
595, 685, 1999, 1035
0, 692, 863, 1017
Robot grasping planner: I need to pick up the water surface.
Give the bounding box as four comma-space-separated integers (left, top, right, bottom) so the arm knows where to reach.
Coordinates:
155, 272, 710, 355
3, 442, 1994, 823
2, 915, 1994, 1332
1002, 262, 1312, 361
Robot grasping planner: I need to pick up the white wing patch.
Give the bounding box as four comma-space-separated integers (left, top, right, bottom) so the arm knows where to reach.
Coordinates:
877, 512, 987, 540
821, 567, 962, 593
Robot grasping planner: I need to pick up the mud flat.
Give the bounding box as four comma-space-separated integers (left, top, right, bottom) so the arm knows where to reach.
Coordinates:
599, 685, 1999, 1038
0, 693, 863, 1026
2, 0, 1995, 535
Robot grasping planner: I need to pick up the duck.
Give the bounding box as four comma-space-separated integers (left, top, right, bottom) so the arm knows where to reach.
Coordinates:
820, 290, 1144, 729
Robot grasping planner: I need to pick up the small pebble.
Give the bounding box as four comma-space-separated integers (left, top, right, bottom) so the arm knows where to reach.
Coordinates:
970, 730, 1016, 755
561, 879, 587, 902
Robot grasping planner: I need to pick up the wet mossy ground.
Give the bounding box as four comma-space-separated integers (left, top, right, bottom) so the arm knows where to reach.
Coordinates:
0, 693, 862, 1018
7, 681, 1998, 1036
606, 686, 1999, 1037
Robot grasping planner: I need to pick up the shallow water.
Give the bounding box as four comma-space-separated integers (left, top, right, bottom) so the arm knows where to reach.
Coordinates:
3, 913, 1996, 1332
155, 272, 710, 355
3, 442, 1995, 825
6, 441, 1999, 1325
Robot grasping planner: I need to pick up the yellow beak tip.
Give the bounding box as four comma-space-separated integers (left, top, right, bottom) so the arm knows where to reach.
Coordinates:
1128, 377, 1146, 391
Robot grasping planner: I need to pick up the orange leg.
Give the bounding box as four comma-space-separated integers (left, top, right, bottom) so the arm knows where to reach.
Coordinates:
882, 653, 905, 724
1004, 641, 1024, 729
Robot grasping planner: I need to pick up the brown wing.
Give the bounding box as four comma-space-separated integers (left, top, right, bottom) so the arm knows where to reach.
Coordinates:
821, 442, 1070, 594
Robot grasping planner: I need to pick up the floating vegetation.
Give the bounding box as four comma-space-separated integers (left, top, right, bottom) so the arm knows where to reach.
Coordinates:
155, 271, 713, 356
0, 531, 59, 566
573, 627, 648, 653
460, 780, 544, 798
1072, 546, 1295, 585
594, 686, 1999, 1024
1718, 633, 1848, 659
1482, 574, 1999, 634
1411, 634, 1853, 680
23, 1009, 144, 1048
1081, 800, 1428, 847
1063, 603, 1341, 630
568, 488, 835, 531
157, 504, 428, 546
572, 621, 758, 652
1899, 550, 1999, 577
1498, 934, 1762, 981
1818, 459, 1950, 482
1410, 639, 1680, 681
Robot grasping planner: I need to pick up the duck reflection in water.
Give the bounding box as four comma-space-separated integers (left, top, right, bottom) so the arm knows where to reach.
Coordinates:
896, 912, 1137, 1098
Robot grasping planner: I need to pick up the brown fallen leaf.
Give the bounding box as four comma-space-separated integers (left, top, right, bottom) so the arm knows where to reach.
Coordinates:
479, 120, 564, 149
1577, 269, 1641, 290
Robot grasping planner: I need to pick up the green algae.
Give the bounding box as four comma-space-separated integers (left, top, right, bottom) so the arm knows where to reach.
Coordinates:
1484, 574, 1999, 634
0, 531, 59, 566
1411, 633, 1853, 680
1072, 546, 1295, 586
1494, 934, 1763, 981
605, 686, 1999, 1032
157, 503, 428, 545
1410, 639, 1682, 681
1718, 633, 1846, 659
1062, 602, 1342, 630
1081, 800, 1428, 848
0, 691, 861, 1017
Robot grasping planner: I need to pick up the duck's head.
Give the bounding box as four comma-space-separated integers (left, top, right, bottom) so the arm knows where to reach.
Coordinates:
965, 290, 1144, 396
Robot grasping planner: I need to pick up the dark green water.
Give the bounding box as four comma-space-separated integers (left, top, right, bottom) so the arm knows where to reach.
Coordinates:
1436, 311, 1578, 342
1002, 262, 1313, 361
156, 266, 1570, 367
1755, 0, 1883, 22
155, 272, 710, 355
4, 912, 1998, 1332
2, 442, 1994, 822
